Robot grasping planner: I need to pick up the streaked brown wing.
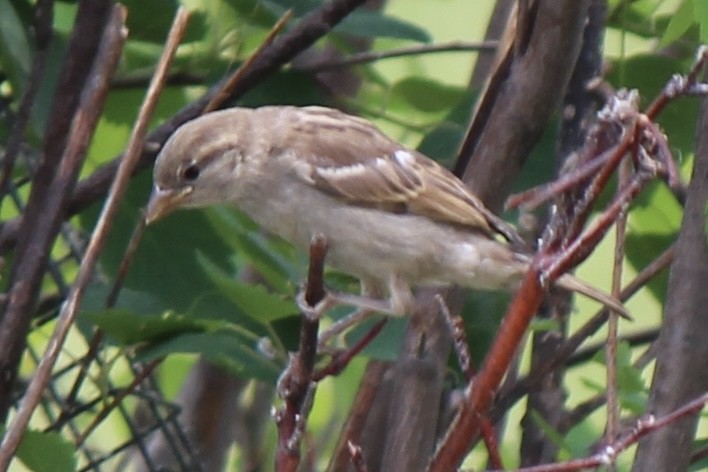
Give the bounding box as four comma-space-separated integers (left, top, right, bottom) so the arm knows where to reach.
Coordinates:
282, 107, 495, 236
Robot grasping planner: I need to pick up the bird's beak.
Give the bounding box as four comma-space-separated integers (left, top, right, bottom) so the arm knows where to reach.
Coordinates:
144, 186, 192, 224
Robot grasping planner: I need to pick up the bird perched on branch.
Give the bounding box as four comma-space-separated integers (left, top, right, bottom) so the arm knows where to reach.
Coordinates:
145, 105, 627, 317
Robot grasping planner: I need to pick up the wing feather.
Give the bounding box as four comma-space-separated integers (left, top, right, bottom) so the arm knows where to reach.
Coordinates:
276, 106, 498, 236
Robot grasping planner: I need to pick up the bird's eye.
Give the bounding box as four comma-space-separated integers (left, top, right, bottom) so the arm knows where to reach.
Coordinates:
181, 163, 200, 182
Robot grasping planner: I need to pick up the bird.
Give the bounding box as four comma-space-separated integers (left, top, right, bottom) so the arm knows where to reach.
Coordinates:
145, 105, 627, 318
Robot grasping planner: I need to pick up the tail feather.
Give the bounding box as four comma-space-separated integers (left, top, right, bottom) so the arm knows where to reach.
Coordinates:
555, 274, 632, 320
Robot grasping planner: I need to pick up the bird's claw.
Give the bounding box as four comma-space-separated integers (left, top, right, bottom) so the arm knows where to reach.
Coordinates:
296, 290, 334, 320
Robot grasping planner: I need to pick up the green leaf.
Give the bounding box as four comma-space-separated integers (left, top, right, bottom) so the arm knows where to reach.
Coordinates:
588, 342, 648, 414
695, 0, 708, 41
607, 54, 699, 153
239, 69, 325, 108
335, 11, 431, 42
662, 0, 694, 45
135, 331, 281, 382
202, 207, 296, 292
122, 0, 180, 44
608, 0, 664, 38
690, 438, 708, 471
619, 390, 647, 415
615, 342, 646, 393
0, 0, 31, 90
80, 283, 166, 316
82, 308, 209, 345
417, 120, 465, 164
78, 171, 235, 313
393, 77, 466, 113
16, 430, 76, 472
527, 410, 574, 461
529, 318, 561, 332
625, 182, 682, 300
344, 316, 406, 361
197, 252, 298, 322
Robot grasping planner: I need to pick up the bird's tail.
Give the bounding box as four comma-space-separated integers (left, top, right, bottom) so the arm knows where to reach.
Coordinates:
555, 273, 631, 320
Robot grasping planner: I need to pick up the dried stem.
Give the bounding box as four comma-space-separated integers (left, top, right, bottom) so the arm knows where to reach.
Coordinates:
0, 0, 370, 253
204, 9, 294, 113
274, 236, 328, 472
436, 294, 473, 381
429, 269, 544, 471
487, 393, 707, 472
493, 245, 673, 422
605, 163, 630, 469
0, 7, 186, 467
76, 358, 162, 445
297, 40, 497, 71
313, 319, 387, 381
0, 0, 53, 200
429, 44, 708, 471
0, 0, 116, 419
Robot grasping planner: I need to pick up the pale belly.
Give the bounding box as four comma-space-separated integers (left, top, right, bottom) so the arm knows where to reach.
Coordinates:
237, 177, 525, 292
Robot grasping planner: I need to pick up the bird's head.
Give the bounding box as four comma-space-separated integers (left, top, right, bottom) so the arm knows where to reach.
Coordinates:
145, 109, 255, 224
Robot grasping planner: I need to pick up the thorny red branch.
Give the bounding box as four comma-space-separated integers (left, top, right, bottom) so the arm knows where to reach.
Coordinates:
429, 47, 708, 471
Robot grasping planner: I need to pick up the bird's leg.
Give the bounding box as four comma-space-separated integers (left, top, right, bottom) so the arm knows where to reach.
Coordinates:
325, 274, 413, 316
318, 306, 376, 348
318, 276, 411, 347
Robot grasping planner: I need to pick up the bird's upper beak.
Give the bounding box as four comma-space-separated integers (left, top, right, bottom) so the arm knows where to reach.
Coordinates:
144, 186, 192, 224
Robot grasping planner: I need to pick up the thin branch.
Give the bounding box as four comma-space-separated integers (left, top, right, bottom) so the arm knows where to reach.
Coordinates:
0, 0, 53, 201
429, 269, 545, 471
274, 235, 328, 472
605, 163, 630, 468
492, 245, 673, 421
76, 358, 162, 445
488, 393, 708, 472
644, 46, 708, 120
296, 40, 498, 71
347, 440, 369, 472
0, 0, 371, 254
326, 361, 389, 472
0, 7, 186, 466
566, 328, 658, 366
312, 319, 387, 381
436, 295, 474, 380
204, 9, 294, 113
0, 0, 115, 419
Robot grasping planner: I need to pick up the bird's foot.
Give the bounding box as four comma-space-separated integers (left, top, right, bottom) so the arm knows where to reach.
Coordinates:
327, 291, 401, 315
295, 290, 335, 321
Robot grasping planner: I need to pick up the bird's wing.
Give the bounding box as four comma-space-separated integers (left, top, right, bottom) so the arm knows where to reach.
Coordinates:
282, 106, 497, 236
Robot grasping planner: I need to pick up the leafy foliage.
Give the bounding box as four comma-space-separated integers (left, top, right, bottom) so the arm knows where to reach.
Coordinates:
0, 0, 705, 471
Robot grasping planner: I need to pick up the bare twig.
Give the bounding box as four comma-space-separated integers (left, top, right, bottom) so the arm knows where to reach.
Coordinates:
76, 358, 162, 445
204, 9, 294, 113
0, 0, 53, 200
274, 235, 328, 472
0, 7, 187, 467
435, 294, 473, 380
297, 40, 498, 71
0, 0, 116, 419
348, 440, 369, 472
644, 46, 708, 120
605, 163, 630, 470
313, 318, 387, 381
326, 361, 389, 472
430, 42, 706, 472
429, 269, 545, 471
488, 393, 708, 472
0, 0, 370, 253
492, 245, 673, 421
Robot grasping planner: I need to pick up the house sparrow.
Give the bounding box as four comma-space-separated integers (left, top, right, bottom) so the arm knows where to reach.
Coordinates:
145, 106, 627, 317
